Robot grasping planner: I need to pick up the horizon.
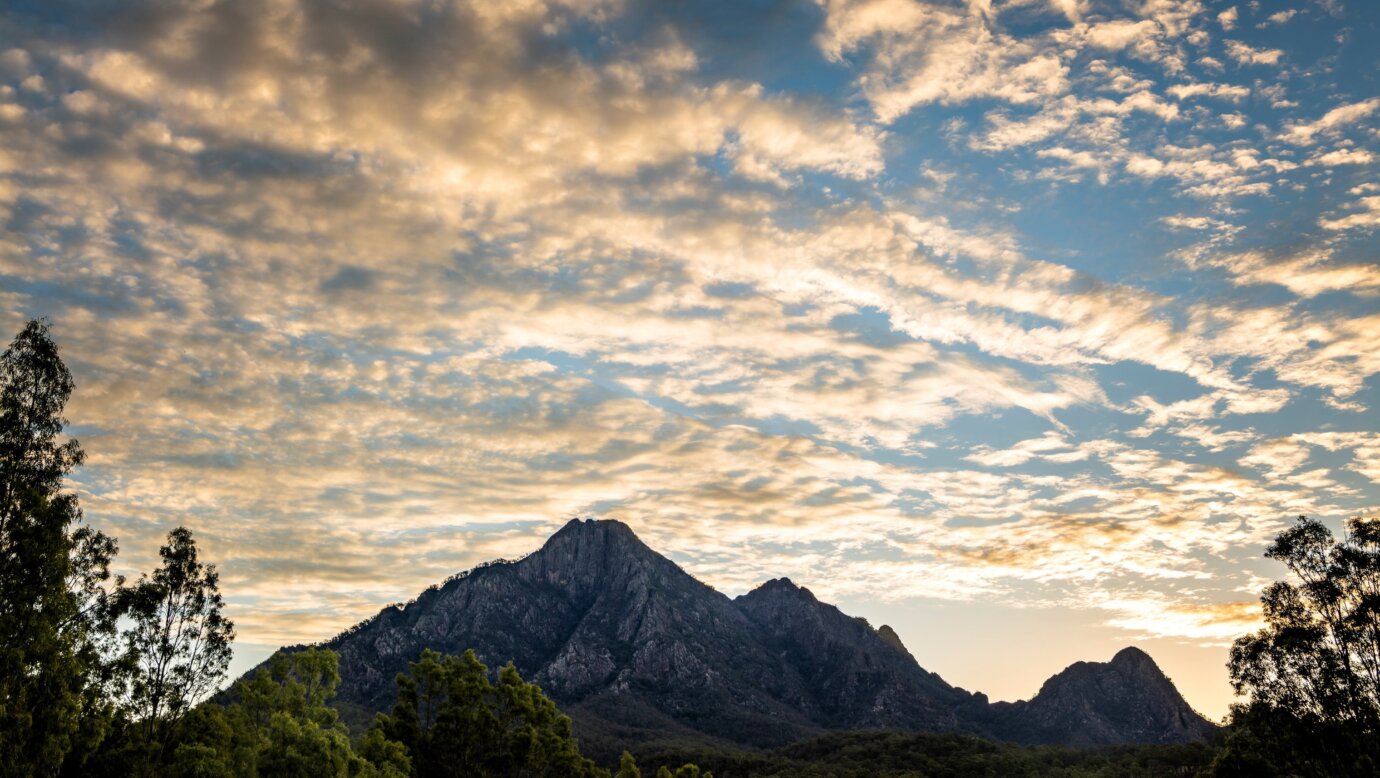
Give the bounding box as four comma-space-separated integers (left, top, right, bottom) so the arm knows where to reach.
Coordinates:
7, 0, 1380, 726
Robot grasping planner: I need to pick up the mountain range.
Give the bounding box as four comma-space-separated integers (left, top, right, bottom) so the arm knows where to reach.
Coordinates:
286, 518, 1216, 752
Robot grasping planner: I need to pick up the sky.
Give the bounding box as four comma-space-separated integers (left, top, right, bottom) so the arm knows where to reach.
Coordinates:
2, 0, 1378, 722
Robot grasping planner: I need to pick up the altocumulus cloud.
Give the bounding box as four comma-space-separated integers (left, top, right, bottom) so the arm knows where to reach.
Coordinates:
1, 0, 1377, 706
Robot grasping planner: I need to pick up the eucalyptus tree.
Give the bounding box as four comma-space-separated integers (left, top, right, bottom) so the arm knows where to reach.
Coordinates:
122, 525, 235, 769
0, 319, 123, 774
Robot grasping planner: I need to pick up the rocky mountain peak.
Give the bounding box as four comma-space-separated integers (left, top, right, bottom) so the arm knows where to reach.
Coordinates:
747, 576, 817, 602
522, 518, 677, 597
539, 517, 650, 560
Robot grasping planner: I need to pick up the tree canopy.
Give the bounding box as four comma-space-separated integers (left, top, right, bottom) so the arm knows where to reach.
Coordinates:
370, 648, 605, 778
1209, 514, 1380, 776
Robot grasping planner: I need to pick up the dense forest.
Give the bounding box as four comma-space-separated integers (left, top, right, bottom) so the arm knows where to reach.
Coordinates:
2, 317, 1377, 776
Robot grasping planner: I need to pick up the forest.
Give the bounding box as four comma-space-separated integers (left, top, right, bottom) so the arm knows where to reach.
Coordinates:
2, 316, 1376, 777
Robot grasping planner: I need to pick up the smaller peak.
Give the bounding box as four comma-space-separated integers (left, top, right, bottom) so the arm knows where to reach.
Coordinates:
761, 576, 802, 591
744, 577, 816, 601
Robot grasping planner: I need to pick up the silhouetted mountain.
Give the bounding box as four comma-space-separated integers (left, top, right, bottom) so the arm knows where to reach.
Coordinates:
978, 647, 1218, 746
275, 518, 1215, 750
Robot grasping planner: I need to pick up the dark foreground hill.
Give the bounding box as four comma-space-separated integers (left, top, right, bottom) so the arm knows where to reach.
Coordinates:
279, 518, 1215, 752
632, 730, 1220, 778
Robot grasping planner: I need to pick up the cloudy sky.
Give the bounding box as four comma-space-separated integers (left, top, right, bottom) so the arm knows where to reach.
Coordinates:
4, 0, 1378, 720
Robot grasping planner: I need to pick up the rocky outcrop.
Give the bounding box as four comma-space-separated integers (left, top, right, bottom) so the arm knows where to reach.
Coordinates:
270, 518, 1216, 749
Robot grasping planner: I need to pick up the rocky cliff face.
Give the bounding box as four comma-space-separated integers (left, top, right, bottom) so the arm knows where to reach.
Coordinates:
735, 578, 971, 731
979, 647, 1219, 746
317, 519, 820, 746
283, 518, 1215, 749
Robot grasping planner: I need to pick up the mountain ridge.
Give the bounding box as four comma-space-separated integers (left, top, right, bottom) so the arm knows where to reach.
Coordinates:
278, 518, 1216, 750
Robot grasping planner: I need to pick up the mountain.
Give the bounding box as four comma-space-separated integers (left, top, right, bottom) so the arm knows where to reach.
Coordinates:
978, 646, 1220, 746
734, 577, 973, 731
279, 518, 1215, 750
316, 518, 822, 747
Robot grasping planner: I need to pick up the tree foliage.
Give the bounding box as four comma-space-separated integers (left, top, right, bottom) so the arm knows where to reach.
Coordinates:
614, 751, 641, 778
0, 319, 122, 774
1208, 514, 1380, 776
371, 648, 604, 778
629, 731, 1214, 778
227, 647, 408, 777
102, 647, 411, 778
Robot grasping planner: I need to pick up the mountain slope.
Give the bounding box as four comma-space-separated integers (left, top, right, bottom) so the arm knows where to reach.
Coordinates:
319, 518, 823, 746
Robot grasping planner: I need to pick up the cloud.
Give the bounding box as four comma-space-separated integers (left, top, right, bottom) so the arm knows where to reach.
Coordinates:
1263, 10, 1298, 26
1166, 82, 1250, 101
1224, 40, 1284, 66
1190, 248, 1380, 297
1281, 98, 1380, 145
1309, 147, 1374, 167
1320, 196, 1380, 231
1098, 596, 1260, 645
816, 0, 1069, 122
965, 432, 1085, 467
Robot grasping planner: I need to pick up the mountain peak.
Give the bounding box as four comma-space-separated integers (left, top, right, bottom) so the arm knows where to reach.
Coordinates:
523, 517, 684, 600
539, 517, 654, 560
1111, 646, 1154, 668
551, 516, 638, 539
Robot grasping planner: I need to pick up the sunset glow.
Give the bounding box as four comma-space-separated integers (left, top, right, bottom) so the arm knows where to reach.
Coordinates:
4, 0, 1378, 722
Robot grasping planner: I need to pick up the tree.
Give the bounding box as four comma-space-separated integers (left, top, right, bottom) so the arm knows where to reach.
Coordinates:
239, 647, 408, 777
0, 319, 123, 774
1208, 514, 1380, 776
164, 647, 409, 778
614, 751, 641, 778
371, 648, 605, 777
122, 525, 235, 769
